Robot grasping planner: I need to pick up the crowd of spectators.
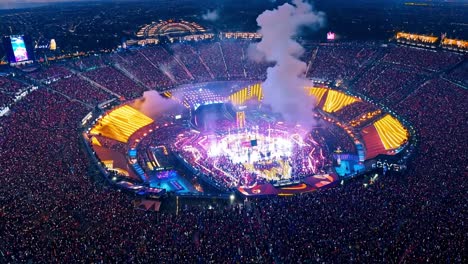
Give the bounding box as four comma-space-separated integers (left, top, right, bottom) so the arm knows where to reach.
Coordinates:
352, 64, 427, 106
242, 42, 271, 80
444, 60, 468, 85
72, 54, 109, 70
0, 41, 466, 262
139, 46, 192, 84
171, 44, 214, 82
0, 77, 26, 94
21, 41, 465, 103
0, 77, 30, 108
49, 75, 114, 105
196, 42, 229, 79
307, 43, 380, 81
220, 41, 246, 79
83, 66, 146, 100
110, 51, 173, 89
381, 46, 463, 72
27, 65, 72, 83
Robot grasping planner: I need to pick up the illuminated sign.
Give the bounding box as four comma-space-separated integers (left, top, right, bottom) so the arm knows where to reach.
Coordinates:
373, 161, 406, 172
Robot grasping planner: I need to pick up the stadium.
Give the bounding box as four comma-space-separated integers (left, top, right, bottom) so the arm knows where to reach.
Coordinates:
83, 76, 413, 197
0, 1, 467, 263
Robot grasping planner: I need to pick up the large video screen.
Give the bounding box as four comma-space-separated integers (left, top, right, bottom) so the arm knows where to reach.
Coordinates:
10, 35, 29, 62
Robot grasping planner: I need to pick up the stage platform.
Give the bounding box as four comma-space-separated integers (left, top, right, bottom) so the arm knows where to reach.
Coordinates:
149, 170, 198, 194
238, 173, 338, 196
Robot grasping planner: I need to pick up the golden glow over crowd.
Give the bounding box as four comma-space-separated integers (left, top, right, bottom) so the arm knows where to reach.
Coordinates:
396, 32, 438, 44
90, 105, 153, 143
229, 84, 360, 114
229, 83, 263, 105
90, 136, 102, 146
307, 87, 328, 106
373, 114, 408, 150
442, 38, 468, 49
322, 90, 360, 113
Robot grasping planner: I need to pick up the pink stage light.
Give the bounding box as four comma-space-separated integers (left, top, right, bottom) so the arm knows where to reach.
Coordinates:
327, 32, 335, 40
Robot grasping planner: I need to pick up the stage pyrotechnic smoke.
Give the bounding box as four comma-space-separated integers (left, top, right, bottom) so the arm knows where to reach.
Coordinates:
202, 9, 220, 22
132, 90, 177, 119
252, 0, 325, 127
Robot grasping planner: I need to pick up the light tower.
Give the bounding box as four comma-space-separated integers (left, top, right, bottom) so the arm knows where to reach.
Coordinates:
49, 39, 56, 50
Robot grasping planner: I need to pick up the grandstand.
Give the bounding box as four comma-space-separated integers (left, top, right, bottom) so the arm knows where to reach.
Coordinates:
197, 42, 228, 79
0, 77, 32, 109
395, 32, 438, 48
170, 43, 213, 81
381, 46, 463, 72
83, 66, 147, 99
442, 37, 468, 52
220, 41, 246, 78
306, 43, 380, 81
361, 114, 408, 159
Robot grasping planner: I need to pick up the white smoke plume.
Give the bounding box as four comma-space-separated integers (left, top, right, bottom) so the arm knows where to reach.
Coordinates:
254, 0, 325, 127
201, 9, 219, 22
132, 90, 177, 119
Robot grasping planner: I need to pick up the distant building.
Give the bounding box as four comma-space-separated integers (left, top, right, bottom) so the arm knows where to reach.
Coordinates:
137, 19, 207, 39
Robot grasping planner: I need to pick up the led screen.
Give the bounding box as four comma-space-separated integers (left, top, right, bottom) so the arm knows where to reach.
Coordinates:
10, 36, 29, 62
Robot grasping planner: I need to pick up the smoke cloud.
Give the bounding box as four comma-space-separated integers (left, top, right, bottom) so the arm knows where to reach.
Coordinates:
201, 9, 220, 22
253, 0, 325, 127
132, 90, 177, 119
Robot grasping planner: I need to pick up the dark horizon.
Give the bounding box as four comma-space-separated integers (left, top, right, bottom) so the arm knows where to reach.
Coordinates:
1, 0, 467, 10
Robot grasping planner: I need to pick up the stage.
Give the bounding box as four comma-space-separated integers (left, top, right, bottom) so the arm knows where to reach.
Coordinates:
175, 121, 329, 190
238, 173, 338, 196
